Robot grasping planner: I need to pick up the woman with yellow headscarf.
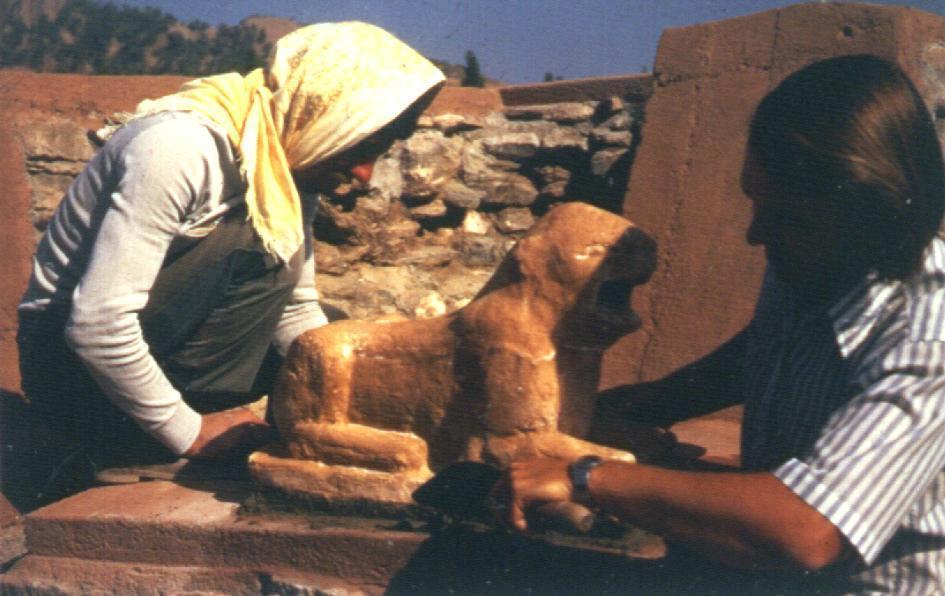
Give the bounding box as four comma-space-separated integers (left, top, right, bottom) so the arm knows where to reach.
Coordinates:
17, 22, 444, 495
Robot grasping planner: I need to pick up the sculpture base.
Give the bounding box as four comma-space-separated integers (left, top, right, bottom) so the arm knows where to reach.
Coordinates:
2, 478, 673, 594
248, 446, 431, 507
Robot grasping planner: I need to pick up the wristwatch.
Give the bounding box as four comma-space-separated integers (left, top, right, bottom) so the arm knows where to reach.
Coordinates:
568, 455, 603, 498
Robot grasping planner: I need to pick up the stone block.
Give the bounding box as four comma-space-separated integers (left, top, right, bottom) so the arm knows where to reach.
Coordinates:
500, 74, 653, 106
442, 180, 485, 210
4, 478, 677, 594
426, 86, 503, 120
610, 2, 945, 387
481, 131, 541, 160
492, 207, 535, 233
505, 102, 596, 123
399, 130, 462, 198
591, 127, 633, 147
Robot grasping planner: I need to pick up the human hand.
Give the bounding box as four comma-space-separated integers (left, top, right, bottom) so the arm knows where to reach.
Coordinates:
183, 408, 273, 460
493, 458, 574, 532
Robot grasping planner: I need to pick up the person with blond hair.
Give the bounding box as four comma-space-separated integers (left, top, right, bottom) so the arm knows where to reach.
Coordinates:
17, 22, 444, 483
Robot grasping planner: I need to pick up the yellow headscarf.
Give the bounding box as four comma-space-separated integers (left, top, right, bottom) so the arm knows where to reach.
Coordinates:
133, 22, 445, 262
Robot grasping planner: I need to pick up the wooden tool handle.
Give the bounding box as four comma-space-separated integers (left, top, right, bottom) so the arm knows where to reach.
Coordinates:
534, 500, 595, 533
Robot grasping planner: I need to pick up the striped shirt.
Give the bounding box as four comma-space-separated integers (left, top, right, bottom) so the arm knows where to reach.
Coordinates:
742, 236, 945, 593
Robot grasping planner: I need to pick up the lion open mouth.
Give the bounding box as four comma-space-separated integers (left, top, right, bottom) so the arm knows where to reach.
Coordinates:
594, 277, 642, 332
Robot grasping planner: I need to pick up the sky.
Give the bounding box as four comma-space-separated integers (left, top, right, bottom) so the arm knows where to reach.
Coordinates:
113, 0, 945, 84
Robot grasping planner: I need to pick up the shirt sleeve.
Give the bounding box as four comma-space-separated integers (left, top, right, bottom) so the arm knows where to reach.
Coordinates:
272, 195, 328, 355
64, 118, 220, 455
774, 339, 945, 565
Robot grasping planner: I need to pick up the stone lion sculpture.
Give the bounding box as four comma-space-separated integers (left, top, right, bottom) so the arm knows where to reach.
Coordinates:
249, 202, 657, 504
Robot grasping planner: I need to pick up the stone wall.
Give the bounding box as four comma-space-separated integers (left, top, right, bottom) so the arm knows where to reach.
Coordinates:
315, 87, 649, 320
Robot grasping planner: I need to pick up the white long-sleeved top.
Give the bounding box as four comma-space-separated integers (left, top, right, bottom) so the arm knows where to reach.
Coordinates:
19, 111, 327, 455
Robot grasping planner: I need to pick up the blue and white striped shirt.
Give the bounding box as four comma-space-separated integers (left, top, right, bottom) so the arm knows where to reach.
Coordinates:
743, 236, 945, 593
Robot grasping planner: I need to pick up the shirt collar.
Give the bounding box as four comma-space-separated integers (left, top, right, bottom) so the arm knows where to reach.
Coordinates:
827, 271, 899, 360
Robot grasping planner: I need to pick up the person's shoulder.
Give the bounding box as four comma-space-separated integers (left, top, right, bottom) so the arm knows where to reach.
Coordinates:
108, 112, 223, 163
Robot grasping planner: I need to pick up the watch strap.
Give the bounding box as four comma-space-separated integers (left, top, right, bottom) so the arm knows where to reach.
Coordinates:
568, 455, 603, 496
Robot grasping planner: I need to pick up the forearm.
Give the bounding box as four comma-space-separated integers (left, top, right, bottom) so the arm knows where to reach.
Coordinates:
66, 313, 202, 454
584, 462, 844, 571
596, 330, 748, 429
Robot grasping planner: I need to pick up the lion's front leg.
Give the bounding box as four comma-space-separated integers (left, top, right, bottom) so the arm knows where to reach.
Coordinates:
249, 422, 432, 505
286, 421, 430, 474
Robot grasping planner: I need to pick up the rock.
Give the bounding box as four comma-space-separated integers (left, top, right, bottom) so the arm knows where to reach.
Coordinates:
506, 102, 596, 123
387, 244, 456, 267
477, 172, 539, 207
535, 165, 571, 185
400, 130, 462, 198
533, 165, 571, 199
598, 96, 625, 116
493, 207, 535, 233
541, 126, 589, 152
442, 180, 485, 210
455, 232, 505, 266
432, 113, 478, 133
591, 148, 629, 176
600, 111, 633, 131
501, 120, 558, 137
461, 210, 492, 235
461, 141, 537, 206
483, 112, 509, 128
542, 102, 597, 123
27, 172, 74, 231
314, 242, 349, 275
21, 119, 95, 232
372, 217, 422, 257
403, 290, 448, 319
92, 111, 134, 144
503, 105, 545, 120
408, 198, 449, 219
369, 152, 404, 202
591, 128, 633, 147
355, 194, 391, 221
481, 132, 541, 160
416, 113, 435, 128
19, 117, 94, 165
461, 141, 519, 183
430, 227, 454, 246
541, 180, 569, 199
433, 263, 494, 304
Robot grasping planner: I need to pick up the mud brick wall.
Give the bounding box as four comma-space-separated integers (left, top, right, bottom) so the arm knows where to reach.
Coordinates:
604, 2, 945, 387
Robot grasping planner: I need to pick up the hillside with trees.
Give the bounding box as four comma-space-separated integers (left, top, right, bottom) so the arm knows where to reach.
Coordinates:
0, 0, 270, 74
0, 0, 494, 83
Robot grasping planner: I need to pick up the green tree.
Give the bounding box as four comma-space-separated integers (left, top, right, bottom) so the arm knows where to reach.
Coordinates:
462, 50, 485, 87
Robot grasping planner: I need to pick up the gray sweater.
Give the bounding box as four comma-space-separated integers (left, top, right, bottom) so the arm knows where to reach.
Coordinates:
19, 111, 327, 454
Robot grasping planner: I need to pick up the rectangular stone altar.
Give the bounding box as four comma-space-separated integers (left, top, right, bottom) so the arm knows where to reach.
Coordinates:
0, 409, 738, 594
1, 480, 664, 594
